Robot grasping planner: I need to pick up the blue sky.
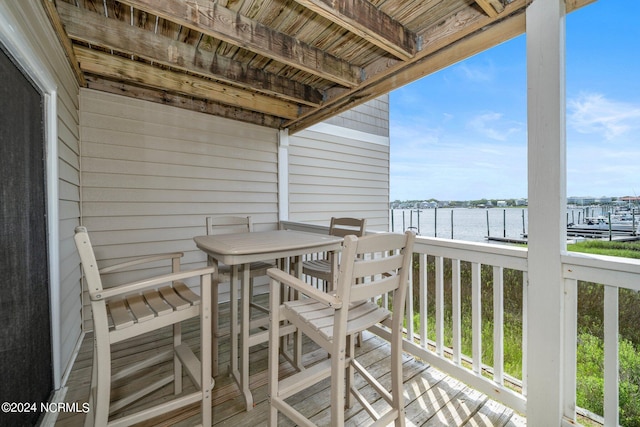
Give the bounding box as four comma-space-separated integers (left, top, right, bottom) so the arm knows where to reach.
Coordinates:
390, 0, 640, 201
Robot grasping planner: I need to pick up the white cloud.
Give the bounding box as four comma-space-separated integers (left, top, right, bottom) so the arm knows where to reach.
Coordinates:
390, 118, 527, 200
466, 112, 523, 141
568, 93, 640, 140
454, 62, 495, 82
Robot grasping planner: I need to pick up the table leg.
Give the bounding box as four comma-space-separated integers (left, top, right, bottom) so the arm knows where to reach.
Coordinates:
239, 262, 253, 410
230, 265, 239, 378
331, 250, 339, 291
210, 258, 220, 377
292, 256, 303, 368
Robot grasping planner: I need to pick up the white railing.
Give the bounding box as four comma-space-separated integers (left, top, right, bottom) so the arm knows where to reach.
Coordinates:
398, 236, 529, 414
281, 221, 529, 412
280, 221, 640, 424
561, 252, 640, 427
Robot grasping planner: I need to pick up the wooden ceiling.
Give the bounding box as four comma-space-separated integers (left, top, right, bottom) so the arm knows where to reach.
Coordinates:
44, 0, 593, 133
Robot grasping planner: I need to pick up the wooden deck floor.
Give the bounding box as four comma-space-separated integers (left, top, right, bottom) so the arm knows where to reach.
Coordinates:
56, 303, 526, 427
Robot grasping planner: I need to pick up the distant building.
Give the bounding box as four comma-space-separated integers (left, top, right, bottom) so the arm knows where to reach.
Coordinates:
420, 201, 438, 209
567, 196, 596, 205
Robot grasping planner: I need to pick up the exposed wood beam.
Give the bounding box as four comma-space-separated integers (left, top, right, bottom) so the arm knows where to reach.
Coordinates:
287, 0, 596, 133
73, 46, 303, 120
293, 0, 416, 60
287, 0, 527, 132
84, 75, 284, 128
40, 0, 86, 86
474, 0, 504, 18
57, 2, 323, 107
118, 0, 362, 87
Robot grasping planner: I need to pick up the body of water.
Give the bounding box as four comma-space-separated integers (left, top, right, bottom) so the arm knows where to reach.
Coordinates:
389, 207, 600, 243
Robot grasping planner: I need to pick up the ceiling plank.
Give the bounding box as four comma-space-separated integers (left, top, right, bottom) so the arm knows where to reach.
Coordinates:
474, 0, 504, 18
293, 0, 416, 60
73, 46, 303, 119
84, 75, 284, 128
118, 0, 362, 87
57, 2, 323, 107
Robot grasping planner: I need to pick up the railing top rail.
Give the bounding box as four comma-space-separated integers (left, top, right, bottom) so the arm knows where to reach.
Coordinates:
280, 220, 329, 234
415, 235, 528, 271
562, 252, 640, 291
281, 221, 529, 270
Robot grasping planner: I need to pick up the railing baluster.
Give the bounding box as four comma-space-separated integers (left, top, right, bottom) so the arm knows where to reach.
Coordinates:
435, 255, 444, 356
419, 253, 428, 350
603, 285, 619, 427
522, 271, 528, 396
563, 278, 577, 423
493, 266, 504, 385
452, 259, 461, 364
406, 253, 415, 342
472, 262, 482, 375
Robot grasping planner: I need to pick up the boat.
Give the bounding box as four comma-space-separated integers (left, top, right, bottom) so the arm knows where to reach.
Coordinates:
567, 214, 639, 236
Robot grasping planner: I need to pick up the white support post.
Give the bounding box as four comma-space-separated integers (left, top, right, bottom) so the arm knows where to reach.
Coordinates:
526, 0, 567, 425
278, 129, 290, 223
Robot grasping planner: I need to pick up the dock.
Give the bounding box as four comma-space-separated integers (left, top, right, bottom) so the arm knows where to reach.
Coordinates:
487, 230, 640, 245
486, 236, 528, 244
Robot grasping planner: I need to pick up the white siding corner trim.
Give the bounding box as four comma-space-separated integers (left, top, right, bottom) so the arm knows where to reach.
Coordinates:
304, 122, 390, 146
278, 129, 290, 222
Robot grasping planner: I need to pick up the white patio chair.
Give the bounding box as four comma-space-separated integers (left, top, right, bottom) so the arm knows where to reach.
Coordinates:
302, 217, 366, 291
268, 230, 415, 426
74, 226, 214, 427
205, 215, 275, 376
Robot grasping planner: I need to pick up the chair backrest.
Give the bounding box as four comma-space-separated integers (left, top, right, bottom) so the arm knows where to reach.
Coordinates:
335, 231, 415, 309
328, 217, 366, 238
74, 226, 104, 296
206, 215, 253, 235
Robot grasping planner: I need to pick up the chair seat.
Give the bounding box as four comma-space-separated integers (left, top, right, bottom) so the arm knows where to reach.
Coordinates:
107, 281, 200, 331
302, 258, 331, 279
283, 298, 390, 341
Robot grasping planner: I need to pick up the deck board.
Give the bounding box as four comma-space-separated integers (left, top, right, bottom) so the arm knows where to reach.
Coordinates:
56, 299, 525, 426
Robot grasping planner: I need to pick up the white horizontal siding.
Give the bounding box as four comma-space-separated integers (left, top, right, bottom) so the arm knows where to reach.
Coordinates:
324, 95, 389, 137
79, 90, 279, 326
289, 117, 390, 231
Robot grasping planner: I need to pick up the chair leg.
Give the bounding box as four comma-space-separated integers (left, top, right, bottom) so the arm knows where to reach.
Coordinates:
173, 322, 183, 394
200, 272, 213, 427
346, 335, 355, 409
391, 328, 406, 427
330, 341, 346, 426
268, 278, 281, 427
93, 336, 111, 427
83, 339, 98, 427
212, 282, 219, 377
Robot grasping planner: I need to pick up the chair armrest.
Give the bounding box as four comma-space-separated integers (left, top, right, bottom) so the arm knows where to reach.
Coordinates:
98, 252, 184, 274
91, 267, 216, 301
267, 267, 342, 308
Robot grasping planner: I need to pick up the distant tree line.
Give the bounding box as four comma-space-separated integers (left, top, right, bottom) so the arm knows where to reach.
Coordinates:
390, 198, 528, 209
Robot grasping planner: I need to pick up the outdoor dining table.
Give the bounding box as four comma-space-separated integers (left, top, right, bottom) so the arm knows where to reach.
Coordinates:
193, 229, 343, 410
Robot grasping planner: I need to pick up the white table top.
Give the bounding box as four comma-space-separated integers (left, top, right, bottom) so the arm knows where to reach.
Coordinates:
194, 229, 343, 265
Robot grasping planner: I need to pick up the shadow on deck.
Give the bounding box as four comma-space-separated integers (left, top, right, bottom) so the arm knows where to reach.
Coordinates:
55, 301, 526, 426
